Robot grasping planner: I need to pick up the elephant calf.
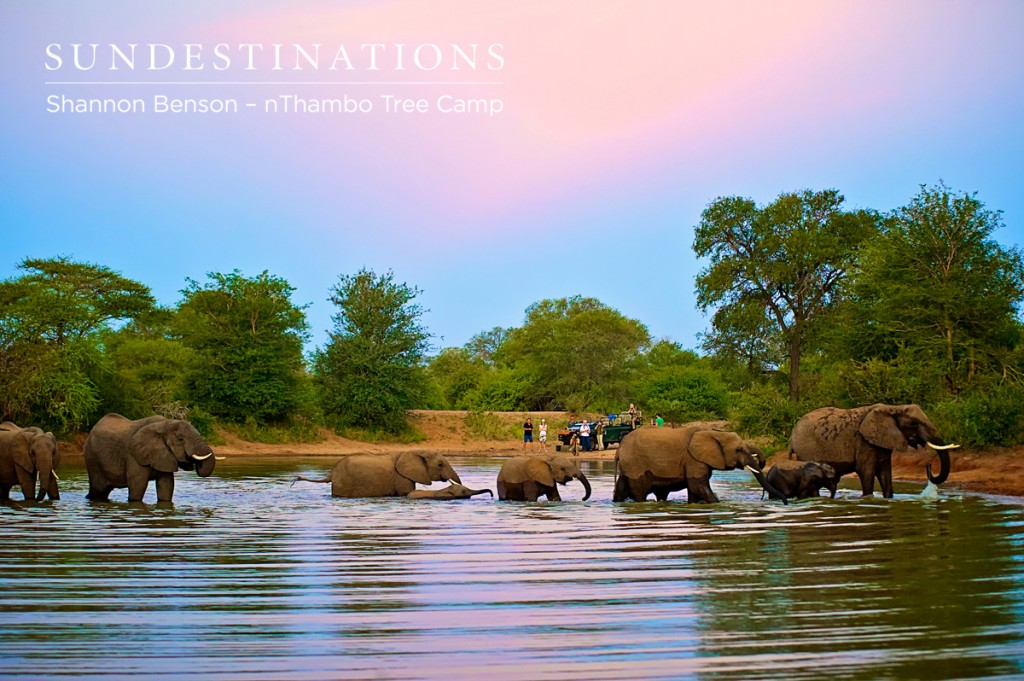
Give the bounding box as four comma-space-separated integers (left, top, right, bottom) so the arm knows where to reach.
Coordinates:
764, 460, 838, 500
496, 455, 591, 501
295, 451, 462, 498
406, 483, 493, 500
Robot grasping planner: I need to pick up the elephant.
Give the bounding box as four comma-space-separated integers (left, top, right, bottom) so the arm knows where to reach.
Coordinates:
763, 460, 838, 500
613, 426, 787, 503
0, 426, 61, 501
83, 414, 219, 502
788, 403, 957, 498
294, 451, 462, 498
496, 455, 592, 501
406, 483, 493, 500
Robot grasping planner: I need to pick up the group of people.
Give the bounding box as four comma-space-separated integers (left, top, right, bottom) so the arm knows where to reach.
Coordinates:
521, 404, 664, 452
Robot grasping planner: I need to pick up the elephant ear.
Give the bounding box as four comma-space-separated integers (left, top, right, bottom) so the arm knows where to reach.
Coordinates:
11, 431, 34, 473
396, 452, 432, 486
526, 457, 555, 488
859, 407, 907, 451
129, 422, 179, 473
689, 430, 728, 470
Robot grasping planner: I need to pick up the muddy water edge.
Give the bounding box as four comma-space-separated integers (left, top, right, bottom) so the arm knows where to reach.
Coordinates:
1, 457, 1022, 680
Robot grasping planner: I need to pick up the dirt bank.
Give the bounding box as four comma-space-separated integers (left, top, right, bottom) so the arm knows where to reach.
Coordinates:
60, 410, 1024, 498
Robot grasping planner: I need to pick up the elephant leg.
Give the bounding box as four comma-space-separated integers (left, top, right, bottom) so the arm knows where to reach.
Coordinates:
0, 483, 11, 500
155, 474, 175, 502
653, 487, 670, 501
877, 462, 894, 499
545, 486, 562, 501
628, 477, 651, 502
127, 473, 150, 502
15, 469, 36, 501
857, 467, 876, 496
687, 477, 718, 503
612, 475, 630, 502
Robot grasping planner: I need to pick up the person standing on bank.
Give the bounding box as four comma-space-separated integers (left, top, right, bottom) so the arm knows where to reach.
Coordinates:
579, 419, 591, 452
523, 417, 534, 449
595, 419, 605, 451
655, 414, 664, 427
539, 419, 548, 449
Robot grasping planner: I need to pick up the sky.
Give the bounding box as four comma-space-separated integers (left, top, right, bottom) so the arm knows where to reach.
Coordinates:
2, 0, 1022, 353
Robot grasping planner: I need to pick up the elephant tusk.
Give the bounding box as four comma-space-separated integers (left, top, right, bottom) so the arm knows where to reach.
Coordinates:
51, 471, 59, 481
743, 466, 760, 474
215, 456, 227, 461
191, 452, 213, 461
926, 442, 960, 451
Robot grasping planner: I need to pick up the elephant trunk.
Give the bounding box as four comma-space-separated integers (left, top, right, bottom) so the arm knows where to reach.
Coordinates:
34, 451, 59, 501
745, 466, 788, 505
474, 488, 494, 498
925, 444, 953, 485
443, 462, 462, 485
194, 449, 217, 478
577, 472, 592, 501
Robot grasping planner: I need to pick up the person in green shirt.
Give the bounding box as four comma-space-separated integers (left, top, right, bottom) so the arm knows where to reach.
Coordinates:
655, 414, 664, 427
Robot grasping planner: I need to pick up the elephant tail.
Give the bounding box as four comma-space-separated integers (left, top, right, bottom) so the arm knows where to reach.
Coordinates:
292, 474, 332, 487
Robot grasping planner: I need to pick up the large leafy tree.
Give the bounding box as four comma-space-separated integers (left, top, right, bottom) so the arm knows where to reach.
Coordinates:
313, 268, 430, 433
838, 182, 1024, 393
0, 257, 154, 431
176, 270, 310, 422
498, 296, 650, 410
694, 190, 878, 400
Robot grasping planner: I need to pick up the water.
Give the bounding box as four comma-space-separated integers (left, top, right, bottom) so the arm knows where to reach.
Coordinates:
2, 457, 1023, 680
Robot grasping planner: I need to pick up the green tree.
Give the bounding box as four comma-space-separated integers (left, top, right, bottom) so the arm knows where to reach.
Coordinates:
0, 257, 154, 432
314, 268, 430, 433
176, 270, 310, 423
633, 341, 729, 423
498, 296, 650, 410
837, 183, 1024, 394
97, 309, 195, 419
694, 190, 878, 400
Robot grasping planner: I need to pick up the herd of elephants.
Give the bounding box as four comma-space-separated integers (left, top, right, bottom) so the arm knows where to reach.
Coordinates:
0, 404, 957, 505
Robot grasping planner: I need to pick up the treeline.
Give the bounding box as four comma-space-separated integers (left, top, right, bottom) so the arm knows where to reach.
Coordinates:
2, 182, 1022, 447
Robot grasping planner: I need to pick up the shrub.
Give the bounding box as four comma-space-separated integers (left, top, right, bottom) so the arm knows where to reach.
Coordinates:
931, 383, 1024, 447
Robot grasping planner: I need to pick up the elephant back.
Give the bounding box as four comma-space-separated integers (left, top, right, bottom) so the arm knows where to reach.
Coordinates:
618, 427, 699, 479
791, 407, 870, 461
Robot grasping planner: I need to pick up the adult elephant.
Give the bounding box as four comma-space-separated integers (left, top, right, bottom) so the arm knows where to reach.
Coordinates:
496, 455, 592, 501
83, 414, 218, 503
295, 451, 462, 498
0, 426, 61, 501
788, 404, 956, 498
764, 460, 838, 500
613, 426, 786, 503
407, 483, 493, 500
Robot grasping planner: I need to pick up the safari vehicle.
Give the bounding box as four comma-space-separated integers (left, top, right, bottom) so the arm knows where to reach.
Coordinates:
555, 410, 641, 452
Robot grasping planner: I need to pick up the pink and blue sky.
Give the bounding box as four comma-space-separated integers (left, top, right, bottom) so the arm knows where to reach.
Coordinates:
2, 1, 1022, 350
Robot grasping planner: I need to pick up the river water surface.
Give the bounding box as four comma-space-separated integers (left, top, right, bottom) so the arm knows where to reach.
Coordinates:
1, 457, 1023, 680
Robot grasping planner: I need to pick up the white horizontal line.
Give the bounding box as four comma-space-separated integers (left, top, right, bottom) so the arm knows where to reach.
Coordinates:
44, 81, 504, 86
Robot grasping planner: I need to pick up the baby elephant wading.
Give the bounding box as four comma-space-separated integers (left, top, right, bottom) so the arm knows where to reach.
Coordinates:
295, 451, 462, 498
84, 414, 219, 503
764, 460, 838, 500
497, 455, 591, 501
